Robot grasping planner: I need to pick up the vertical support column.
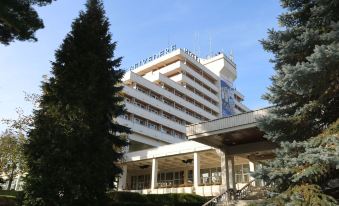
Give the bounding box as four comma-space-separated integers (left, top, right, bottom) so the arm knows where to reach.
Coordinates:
193, 152, 200, 188
229, 156, 236, 190
151, 158, 158, 190
118, 165, 127, 190
221, 151, 227, 188
225, 155, 230, 190
249, 161, 256, 186
184, 168, 188, 185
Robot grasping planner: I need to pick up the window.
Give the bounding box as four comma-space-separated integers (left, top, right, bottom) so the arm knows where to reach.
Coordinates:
150, 92, 159, 100
158, 171, 184, 188
135, 100, 146, 109
131, 174, 150, 190
175, 104, 184, 112
235, 164, 250, 183
149, 106, 159, 114
188, 170, 193, 184
163, 98, 174, 107
174, 171, 184, 186
200, 167, 221, 185
163, 112, 172, 120
161, 126, 172, 135
136, 85, 148, 94
174, 132, 182, 139
148, 121, 158, 130
134, 117, 147, 126
122, 114, 130, 120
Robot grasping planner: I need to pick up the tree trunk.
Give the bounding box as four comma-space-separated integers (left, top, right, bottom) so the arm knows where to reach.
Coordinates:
6, 165, 15, 190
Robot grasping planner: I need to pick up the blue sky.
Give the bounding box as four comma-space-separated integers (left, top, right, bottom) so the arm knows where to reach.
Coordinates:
0, 0, 283, 132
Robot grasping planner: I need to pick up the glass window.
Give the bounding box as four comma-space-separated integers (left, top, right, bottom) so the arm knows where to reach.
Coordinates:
235, 164, 251, 183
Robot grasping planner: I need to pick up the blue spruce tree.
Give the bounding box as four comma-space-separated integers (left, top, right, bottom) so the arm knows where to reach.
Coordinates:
254, 0, 339, 205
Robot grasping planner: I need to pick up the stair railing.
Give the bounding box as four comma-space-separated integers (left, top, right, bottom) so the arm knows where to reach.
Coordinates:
202, 189, 235, 206
235, 179, 256, 200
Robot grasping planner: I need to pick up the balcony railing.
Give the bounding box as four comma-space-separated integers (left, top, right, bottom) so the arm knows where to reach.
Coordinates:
186, 108, 270, 137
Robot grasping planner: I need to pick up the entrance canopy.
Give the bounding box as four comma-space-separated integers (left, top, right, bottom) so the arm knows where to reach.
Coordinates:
186, 108, 276, 160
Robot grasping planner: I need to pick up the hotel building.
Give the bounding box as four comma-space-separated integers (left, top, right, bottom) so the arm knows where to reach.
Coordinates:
116, 46, 273, 197
117, 46, 249, 152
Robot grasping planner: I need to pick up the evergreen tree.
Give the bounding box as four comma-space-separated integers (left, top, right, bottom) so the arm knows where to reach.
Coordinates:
0, 0, 55, 45
255, 0, 339, 205
23, 0, 129, 205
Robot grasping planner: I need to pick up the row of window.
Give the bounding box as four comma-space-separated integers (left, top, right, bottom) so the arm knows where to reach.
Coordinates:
184, 71, 218, 96
128, 166, 240, 190
125, 96, 190, 126
162, 82, 218, 116
131, 84, 211, 121
185, 61, 217, 86
163, 73, 218, 108
122, 113, 186, 140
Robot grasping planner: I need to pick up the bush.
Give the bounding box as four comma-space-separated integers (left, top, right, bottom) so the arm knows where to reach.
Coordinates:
107, 191, 209, 206
107, 191, 147, 203
0, 190, 23, 206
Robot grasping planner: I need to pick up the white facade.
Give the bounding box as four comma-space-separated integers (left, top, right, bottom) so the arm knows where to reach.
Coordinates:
117, 47, 249, 151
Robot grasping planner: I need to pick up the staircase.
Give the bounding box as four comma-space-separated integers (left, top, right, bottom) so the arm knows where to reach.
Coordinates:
202, 180, 268, 206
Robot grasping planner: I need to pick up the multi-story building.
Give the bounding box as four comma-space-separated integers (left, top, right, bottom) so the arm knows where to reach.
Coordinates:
114, 46, 272, 198
117, 45, 249, 152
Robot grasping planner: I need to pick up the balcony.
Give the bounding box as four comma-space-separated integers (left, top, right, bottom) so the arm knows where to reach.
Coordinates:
123, 72, 216, 120
117, 117, 184, 144
145, 73, 219, 114
124, 101, 186, 133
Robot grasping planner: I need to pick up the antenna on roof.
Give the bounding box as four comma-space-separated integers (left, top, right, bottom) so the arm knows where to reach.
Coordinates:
197, 32, 200, 57
230, 50, 234, 61
167, 34, 171, 48
209, 33, 212, 56
193, 32, 197, 54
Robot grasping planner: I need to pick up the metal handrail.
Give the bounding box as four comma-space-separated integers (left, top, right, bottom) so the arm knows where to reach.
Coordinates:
202, 180, 259, 206
235, 179, 256, 199
202, 189, 235, 206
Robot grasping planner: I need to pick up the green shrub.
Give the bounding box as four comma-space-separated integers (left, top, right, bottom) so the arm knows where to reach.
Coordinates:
0, 190, 18, 197
108, 192, 209, 206
0, 190, 24, 206
0, 196, 16, 206
107, 191, 147, 203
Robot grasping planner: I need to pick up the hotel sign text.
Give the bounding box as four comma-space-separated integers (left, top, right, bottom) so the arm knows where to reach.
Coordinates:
130, 45, 177, 70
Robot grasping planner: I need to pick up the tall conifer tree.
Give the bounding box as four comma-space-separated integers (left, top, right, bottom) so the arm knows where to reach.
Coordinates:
23, 0, 129, 205
255, 0, 339, 205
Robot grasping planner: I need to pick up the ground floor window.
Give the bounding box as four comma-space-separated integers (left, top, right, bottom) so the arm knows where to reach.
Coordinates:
187, 170, 193, 184
200, 167, 221, 185
131, 174, 150, 190
158, 171, 184, 188
235, 164, 250, 183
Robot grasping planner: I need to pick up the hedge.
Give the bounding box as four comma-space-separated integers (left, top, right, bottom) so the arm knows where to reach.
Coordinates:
108, 191, 210, 206
0, 190, 210, 206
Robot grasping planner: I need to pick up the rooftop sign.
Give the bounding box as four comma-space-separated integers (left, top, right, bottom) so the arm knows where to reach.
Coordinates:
129, 45, 177, 70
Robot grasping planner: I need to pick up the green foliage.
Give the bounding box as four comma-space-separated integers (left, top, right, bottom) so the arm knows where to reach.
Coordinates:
0, 0, 55, 45
0, 131, 27, 190
107, 191, 147, 203
23, 0, 129, 205
0, 190, 23, 206
0, 196, 16, 206
255, 0, 339, 205
107, 192, 208, 206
